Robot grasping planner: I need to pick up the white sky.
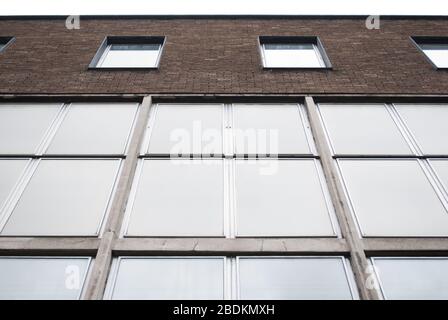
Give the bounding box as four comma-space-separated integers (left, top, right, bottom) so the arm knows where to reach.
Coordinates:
1, 0, 447, 16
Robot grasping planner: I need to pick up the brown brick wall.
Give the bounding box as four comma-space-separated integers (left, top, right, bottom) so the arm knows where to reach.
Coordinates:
0, 17, 447, 95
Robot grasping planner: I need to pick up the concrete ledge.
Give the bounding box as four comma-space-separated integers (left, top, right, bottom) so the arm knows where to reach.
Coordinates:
113, 238, 349, 255
0, 237, 100, 255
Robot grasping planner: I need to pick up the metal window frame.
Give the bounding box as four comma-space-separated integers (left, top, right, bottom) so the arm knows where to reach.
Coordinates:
89, 36, 166, 70
258, 36, 332, 69
370, 256, 448, 300
410, 36, 448, 70
316, 102, 417, 157
42, 102, 140, 157
0, 157, 123, 238
0, 255, 92, 300
120, 157, 227, 238
335, 157, 448, 238
392, 102, 448, 157
103, 256, 227, 300
233, 158, 341, 238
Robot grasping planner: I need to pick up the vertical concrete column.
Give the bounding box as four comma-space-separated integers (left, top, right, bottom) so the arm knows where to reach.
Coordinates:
304, 96, 380, 300
83, 95, 152, 300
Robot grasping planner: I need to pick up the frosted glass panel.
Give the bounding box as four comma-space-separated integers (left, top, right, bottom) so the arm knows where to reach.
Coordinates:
0, 257, 90, 300
46, 103, 138, 155
126, 159, 224, 236
147, 104, 223, 155
430, 160, 448, 193
0, 104, 60, 154
0, 159, 28, 211
108, 258, 224, 300
373, 258, 448, 300
338, 159, 448, 236
235, 159, 336, 236
233, 104, 312, 155
99, 44, 161, 68
421, 44, 448, 68
319, 104, 412, 155
239, 257, 353, 300
2, 159, 120, 236
396, 104, 448, 155
263, 44, 324, 68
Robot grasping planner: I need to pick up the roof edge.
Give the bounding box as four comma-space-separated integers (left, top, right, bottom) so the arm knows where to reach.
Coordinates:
0, 14, 447, 20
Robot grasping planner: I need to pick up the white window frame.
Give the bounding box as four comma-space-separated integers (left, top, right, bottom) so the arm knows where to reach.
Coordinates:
121, 158, 340, 238
260, 43, 327, 68
335, 157, 448, 238
0, 256, 93, 300
140, 103, 317, 157
104, 256, 228, 300
96, 43, 164, 69
370, 256, 448, 300
316, 103, 419, 157
41, 102, 140, 156
104, 256, 358, 300
0, 158, 123, 237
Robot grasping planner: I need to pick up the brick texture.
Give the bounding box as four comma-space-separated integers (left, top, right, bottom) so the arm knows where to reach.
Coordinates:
0, 17, 447, 95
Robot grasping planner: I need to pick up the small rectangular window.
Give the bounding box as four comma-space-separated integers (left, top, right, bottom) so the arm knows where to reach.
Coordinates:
124, 159, 224, 237
235, 159, 337, 237
338, 159, 448, 237
90, 36, 164, 69
412, 37, 448, 69
259, 36, 331, 68
318, 104, 412, 156
0, 257, 91, 300
238, 257, 355, 300
105, 257, 224, 300
372, 257, 448, 300
1, 159, 121, 236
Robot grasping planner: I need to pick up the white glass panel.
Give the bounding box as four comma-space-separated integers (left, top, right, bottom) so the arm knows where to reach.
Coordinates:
263, 44, 324, 68
0, 159, 28, 211
109, 258, 224, 300
233, 104, 312, 155
46, 103, 138, 155
239, 257, 353, 300
0, 104, 60, 154
421, 44, 448, 68
235, 159, 336, 236
319, 104, 412, 155
1, 159, 120, 236
396, 104, 448, 155
430, 160, 448, 193
147, 104, 223, 155
0, 257, 89, 300
99, 44, 160, 68
126, 159, 223, 236
373, 258, 448, 300
338, 159, 448, 237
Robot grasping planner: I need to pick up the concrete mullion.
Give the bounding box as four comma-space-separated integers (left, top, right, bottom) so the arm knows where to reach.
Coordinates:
83, 95, 152, 300
304, 96, 380, 300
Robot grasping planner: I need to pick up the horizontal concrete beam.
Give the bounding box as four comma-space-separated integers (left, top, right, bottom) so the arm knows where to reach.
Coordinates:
363, 238, 448, 256
113, 238, 349, 255
0, 237, 99, 255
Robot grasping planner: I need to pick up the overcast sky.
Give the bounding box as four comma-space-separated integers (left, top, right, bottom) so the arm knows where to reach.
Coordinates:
1, 0, 447, 16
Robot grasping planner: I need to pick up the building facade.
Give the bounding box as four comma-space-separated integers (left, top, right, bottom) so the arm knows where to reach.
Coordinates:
0, 15, 448, 300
